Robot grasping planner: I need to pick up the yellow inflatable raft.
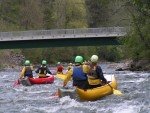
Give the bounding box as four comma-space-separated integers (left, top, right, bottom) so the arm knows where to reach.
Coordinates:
56, 73, 67, 80
58, 74, 117, 101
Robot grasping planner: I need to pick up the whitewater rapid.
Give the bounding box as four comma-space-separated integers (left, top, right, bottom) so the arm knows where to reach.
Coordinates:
0, 64, 149, 113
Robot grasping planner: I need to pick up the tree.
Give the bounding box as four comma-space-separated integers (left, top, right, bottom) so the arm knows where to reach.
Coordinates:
52, 0, 87, 28
41, 0, 55, 29
20, 0, 44, 30
0, 0, 21, 31
85, 0, 110, 27
125, 0, 150, 61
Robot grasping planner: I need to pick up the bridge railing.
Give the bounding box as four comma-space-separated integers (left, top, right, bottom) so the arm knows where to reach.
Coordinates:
0, 27, 127, 41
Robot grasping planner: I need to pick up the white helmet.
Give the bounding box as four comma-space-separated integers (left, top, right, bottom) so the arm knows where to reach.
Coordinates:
90, 55, 98, 62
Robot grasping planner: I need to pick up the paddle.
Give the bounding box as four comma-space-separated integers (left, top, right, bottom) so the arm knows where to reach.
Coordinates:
108, 84, 122, 95
51, 92, 59, 97
13, 80, 20, 86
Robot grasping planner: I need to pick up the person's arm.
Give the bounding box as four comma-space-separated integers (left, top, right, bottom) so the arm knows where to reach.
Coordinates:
62, 66, 64, 70
63, 69, 73, 87
56, 67, 58, 72
35, 67, 40, 73
96, 66, 107, 83
46, 67, 52, 74
82, 65, 89, 73
31, 66, 34, 71
19, 67, 26, 79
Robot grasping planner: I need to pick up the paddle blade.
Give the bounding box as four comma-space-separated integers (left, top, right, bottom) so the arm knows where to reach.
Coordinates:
113, 89, 122, 95
108, 84, 123, 95
13, 81, 20, 86
51, 93, 58, 97
58, 88, 61, 97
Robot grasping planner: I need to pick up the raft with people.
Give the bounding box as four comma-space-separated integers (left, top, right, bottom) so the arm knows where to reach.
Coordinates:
58, 74, 118, 101
14, 59, 55, 86
17, 75, 54, 86
28, 75, 54, 84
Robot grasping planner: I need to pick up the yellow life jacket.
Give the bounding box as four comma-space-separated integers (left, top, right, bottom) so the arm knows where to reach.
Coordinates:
39, 74, 46, 77
39, 65, 47, 77
87, 66, 102, 85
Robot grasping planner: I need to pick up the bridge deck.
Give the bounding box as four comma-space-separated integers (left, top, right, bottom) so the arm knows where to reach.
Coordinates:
0, 27, 127, 41
0, 27, 127, 49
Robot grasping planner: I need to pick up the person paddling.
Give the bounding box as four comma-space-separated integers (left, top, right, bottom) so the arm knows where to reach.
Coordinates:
63, 56, 89, 90
35, 60, 52, 78
87, 55, 107, 89
56, 62, 64, 74
19, 60, 34, 79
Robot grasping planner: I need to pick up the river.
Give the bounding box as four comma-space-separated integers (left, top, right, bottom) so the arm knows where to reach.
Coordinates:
0, 64, 150, 113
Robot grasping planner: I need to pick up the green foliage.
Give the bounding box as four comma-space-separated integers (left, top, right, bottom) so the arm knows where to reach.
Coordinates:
124, 0, 150, 61
52, 0, 87, 28
0, 0, 21, 31
0, 0, 20, 24
21, 48, 44, 64
21, 46, 125, 64
95, 46, 124, 62
42, 0, 55, 29
20, 0, 44, 30
85, 0, 110, 27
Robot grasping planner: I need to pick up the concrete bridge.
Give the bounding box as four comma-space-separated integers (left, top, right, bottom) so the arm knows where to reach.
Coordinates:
0, 27, 127, 49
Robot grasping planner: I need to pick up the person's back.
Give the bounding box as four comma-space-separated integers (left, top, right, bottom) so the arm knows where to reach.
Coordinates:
56, 62, 64, 74
20, 60, 34, 79
35, 60, 52, 78
63, 56, 89, 90
24, 66, 33, 77
87, 55, 107, 89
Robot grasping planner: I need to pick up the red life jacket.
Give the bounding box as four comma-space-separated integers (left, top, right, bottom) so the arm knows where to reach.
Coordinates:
57, 66, 63, 72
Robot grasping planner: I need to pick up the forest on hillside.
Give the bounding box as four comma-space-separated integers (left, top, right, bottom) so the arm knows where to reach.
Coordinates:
0, 0, 149, 69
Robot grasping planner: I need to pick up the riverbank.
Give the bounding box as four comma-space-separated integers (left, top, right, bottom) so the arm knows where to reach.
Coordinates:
114, 60, 150, 72
0, 50, 149, 72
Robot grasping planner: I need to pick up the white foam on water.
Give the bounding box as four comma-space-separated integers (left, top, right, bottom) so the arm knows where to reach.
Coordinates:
121, 72, 149, 77
120, 72, 136, 76
59, 96, 82, 108
21, 105, 63, 113
14, 87, 26, 92
43, 106, 61, 113
114, 107, 137, 113
27, 90, 51, 94
121, 77, 145, 83
112, 102, 141, 113
21, 96, 83, 113
0, 74, 10, 79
